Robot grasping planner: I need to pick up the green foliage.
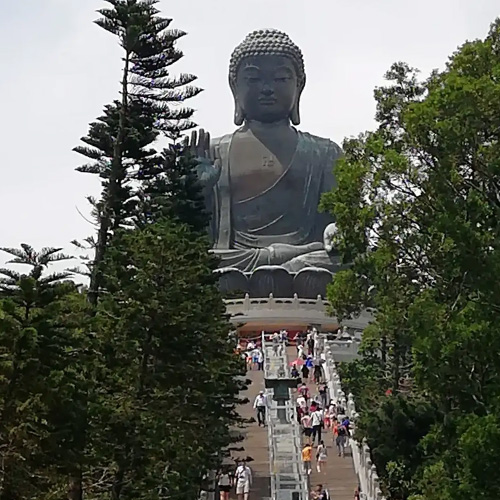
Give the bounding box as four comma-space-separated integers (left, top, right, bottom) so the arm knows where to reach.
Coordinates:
136, 144, 209, 233
0, 246, 91, 500
356, 396, 438, 499
322, 18, 500, 500
84, 220, 244, 499
74, 0, 202, 304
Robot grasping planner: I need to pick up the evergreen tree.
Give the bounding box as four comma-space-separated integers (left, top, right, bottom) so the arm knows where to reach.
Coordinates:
74, 0, 201, 305
321, 19, 500, 499
136, 139, 210, 233
86, 220, 244, 500
0, 246, 91, 499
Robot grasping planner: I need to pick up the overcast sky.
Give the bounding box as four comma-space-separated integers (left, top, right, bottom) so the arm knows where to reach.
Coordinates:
1, 0, 498, 268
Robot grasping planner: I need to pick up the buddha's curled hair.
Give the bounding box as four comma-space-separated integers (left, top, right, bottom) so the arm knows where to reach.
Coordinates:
229, 29, 306, 89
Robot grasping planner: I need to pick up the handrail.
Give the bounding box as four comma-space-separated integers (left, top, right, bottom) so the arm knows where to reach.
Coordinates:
321, 339, 385, 500
262, 333, 309, 500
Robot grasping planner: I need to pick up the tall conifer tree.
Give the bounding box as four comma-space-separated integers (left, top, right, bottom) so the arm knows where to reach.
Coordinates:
74, 0, 201, 305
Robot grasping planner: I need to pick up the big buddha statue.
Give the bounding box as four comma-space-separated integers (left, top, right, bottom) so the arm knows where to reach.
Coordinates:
193, 29, 343, 296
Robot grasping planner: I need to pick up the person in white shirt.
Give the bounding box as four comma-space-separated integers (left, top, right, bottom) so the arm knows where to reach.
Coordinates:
217, 467, 232, 500
297, 395, 307, 410
311, 408, 323, 445
256, 349, 264, 371
235, 461, 252, 500
301, 412, 313, 442
253, 391, 268, 426
271, 332, 280, 356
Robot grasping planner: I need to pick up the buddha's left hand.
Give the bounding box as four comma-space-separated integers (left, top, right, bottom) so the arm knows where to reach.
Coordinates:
323, 223, 338, 254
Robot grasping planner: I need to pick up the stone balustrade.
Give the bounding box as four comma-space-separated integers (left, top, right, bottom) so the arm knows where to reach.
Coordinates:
226, 293, 329, 313
322, 340, 385, 500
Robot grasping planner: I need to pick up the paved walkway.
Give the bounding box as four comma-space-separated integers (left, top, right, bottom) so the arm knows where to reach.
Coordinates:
294, 350, 359, 500
229, 345, 358, 500
230, 365, 270, 500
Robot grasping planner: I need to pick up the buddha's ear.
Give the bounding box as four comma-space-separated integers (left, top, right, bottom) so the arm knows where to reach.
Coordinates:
230, 79, 245, 126
234, 98, 245, 126
291, 82, 305, 126
291, 100, 301, 125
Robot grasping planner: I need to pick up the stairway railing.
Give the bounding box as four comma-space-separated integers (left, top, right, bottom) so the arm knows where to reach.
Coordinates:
321, 339, 386, 500
262, 333, 309, 500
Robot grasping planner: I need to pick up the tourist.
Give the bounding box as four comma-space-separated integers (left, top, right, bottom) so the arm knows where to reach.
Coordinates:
297, 342, 305, 359
217, 467, 232, 500
305, 356, 314, 380
301, 362, 310, 380
246, 354, 253, 370
318, 383, 328, 409
301, 411, 313, 442
311, 484, 329, 500
291, 364, 300, 378
316, 440, 328, 473
235, 460, 252, 500
296, 336, 303, 353
311, 407, 323, 445
256, 349, 264, 371
297, 393, 308, 412
272, 332, 280, 356
298, 382, 310, 401
313, 361, 323, 384
309, 400, 318, 414
332, 418, 339, 440
336, 423, 347, 457
307, 334, 315, 356
253, 390, 268, 427
342, 416, 351, 436
301, 442, 313, 476
251, 348, 260, 370
325, 402, 336, 429
280, 329, 288, 344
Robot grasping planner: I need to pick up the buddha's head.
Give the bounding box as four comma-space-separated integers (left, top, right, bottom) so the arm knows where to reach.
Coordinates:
229, 29, 306, 126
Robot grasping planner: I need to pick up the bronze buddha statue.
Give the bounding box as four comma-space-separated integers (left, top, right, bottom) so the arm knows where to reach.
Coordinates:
194, 29, 342, 279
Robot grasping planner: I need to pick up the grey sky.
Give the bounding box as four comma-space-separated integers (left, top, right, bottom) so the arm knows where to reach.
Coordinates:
1, 0, 498, 268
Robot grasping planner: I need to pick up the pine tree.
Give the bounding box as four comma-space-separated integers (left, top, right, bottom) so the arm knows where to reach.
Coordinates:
136, 142, 210, 233
86, 220, 245, 499
0, 246, 91, 499
74, 0, 201, 305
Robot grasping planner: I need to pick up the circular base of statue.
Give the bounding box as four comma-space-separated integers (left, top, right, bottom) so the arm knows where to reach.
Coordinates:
216, 265, 333, 299
248, 265, 294, 298
293, 267, 332, 299
216, 267, 249, 296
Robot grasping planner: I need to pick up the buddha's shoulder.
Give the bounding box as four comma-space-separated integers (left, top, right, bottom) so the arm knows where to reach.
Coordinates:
210, 130, 343, 158
211, 133, 233, 147
298, 131, 342, 157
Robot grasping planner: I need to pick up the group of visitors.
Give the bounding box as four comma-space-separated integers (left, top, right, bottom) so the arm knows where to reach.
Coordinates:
296, 368, 353, 490
217, 459, 252, 500
232, 329, 359, 500
236, 338, 264, 371
271, 330, 288, 356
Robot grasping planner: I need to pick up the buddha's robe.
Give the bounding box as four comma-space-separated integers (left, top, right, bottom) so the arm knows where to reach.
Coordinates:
207, 131, 342, 272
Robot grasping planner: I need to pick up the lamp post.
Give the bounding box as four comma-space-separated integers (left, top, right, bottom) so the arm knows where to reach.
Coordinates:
265, 374, 299, 423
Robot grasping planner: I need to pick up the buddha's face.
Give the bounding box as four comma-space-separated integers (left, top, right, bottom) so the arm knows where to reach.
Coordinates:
235, 55, 299, 124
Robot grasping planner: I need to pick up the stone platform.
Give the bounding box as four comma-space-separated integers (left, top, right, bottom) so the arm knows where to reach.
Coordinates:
225, 294, 339, 333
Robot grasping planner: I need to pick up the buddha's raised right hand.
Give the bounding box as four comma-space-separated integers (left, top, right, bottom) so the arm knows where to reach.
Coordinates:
184, 129, 221, 190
